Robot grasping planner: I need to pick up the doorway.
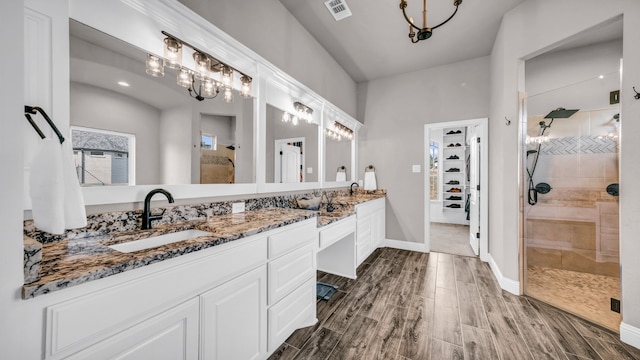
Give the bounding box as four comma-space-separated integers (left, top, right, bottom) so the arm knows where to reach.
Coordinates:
424, 118, 488, 260
521, 18, 622, 332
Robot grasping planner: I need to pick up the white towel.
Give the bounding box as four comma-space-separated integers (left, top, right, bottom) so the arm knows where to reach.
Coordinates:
30, 139, 86, 234
364, 171, 377, 190
336, 171, 346, 182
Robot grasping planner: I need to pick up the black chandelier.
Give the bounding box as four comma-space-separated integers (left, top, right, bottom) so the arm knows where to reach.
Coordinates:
399, 0, 462, 43
145, 31, 252, 102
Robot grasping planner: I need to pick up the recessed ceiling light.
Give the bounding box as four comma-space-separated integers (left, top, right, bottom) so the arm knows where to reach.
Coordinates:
599, 75, 604, 79
118, 81, 130, 87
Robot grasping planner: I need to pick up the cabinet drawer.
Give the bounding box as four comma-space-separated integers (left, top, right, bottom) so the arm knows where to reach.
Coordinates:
268, 244, 315, 305
268, 277, 316, 352
319, 216, 355, 249
356, 198, 385, 218
268, 219, 317, 259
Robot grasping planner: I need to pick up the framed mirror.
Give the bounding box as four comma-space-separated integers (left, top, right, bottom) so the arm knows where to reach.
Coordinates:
70, 20, 255, 187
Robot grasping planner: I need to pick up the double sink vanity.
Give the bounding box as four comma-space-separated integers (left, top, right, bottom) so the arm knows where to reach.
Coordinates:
22, 190, 385, 360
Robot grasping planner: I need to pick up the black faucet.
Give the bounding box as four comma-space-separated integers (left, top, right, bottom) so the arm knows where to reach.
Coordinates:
350, 182, 359, 196
142, 188, 175, 230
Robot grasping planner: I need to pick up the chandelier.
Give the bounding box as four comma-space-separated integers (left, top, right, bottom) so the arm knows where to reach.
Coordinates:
399, 0, 462, 43
145, 31, 252, 102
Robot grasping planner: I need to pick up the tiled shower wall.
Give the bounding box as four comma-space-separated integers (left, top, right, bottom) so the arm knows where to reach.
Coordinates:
526, 110, 620, 274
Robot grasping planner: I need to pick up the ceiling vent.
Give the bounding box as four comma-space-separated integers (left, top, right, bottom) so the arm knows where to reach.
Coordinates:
324, 0, 352, 21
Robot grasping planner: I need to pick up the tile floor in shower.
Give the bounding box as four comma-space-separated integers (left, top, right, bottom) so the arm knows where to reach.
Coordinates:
527, 265, 621, 332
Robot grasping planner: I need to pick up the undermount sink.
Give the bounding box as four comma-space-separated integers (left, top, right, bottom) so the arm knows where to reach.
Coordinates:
108, 229, 213, 253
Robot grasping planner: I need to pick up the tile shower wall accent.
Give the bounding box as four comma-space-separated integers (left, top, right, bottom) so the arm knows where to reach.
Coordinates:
540, 136, 617, 155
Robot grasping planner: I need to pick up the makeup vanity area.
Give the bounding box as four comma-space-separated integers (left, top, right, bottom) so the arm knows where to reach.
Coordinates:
21, 1, 386, 359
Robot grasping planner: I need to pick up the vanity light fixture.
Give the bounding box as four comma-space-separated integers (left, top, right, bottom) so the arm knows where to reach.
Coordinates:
282, 101, 314, 126
144, 31, 252, 102
325, 121, 353, 141
399, 0, 462, 43
294, 101, 314, 123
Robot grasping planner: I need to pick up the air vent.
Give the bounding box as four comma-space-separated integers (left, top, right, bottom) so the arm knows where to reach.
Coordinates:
324, 0, 352, 21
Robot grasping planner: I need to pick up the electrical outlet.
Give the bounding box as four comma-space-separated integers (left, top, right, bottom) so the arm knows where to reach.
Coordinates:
611, 298, 621, 313
412, 165, 421, 173
232, 202, 245, 214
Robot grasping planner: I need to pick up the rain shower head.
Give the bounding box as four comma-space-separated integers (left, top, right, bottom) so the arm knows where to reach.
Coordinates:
544, 107, 579, 119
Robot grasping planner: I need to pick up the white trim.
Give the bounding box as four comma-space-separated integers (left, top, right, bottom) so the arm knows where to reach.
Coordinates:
383, 238, 428, 253
487, 254, 520, 295
621, 322, 640, 350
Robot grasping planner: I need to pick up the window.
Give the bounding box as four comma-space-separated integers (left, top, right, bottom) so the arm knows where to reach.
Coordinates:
429, 141, 439, 200
71, 127, 135, 186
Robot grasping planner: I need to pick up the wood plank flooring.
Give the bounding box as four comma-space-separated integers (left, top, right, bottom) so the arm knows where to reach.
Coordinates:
268, 248, 640, 360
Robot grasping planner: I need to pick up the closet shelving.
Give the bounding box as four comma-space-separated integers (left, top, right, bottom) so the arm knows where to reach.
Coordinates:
442, 127, 469, 211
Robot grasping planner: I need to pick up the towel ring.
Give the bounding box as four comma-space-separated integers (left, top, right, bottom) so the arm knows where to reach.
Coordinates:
365, 165, 375, 172
337, 165, 346, 172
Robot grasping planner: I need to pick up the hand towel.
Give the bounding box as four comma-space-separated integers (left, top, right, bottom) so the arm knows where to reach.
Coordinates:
364, 171, 377, 190
336, 171, 346, 182
29, 139, 86, 234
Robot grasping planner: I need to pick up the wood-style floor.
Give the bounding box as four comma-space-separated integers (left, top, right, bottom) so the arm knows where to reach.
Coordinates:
268, 248, 640, 360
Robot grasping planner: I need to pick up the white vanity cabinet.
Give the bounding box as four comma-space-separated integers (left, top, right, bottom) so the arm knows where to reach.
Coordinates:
356, 198, 386, 266
43, 218, 318, 360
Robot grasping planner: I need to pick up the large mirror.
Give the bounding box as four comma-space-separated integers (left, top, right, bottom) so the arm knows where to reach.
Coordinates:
324, 121, 353, 183
69, 20, 255, 186
265, 104, 319, 183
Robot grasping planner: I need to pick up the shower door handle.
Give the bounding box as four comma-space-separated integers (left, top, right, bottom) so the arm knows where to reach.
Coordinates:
528, 189, 538, 205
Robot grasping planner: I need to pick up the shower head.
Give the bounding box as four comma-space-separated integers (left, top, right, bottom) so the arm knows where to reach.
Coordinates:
544, 107, 579, 119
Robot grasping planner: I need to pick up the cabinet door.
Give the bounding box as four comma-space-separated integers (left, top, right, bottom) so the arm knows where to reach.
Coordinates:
356, 215, 372, 265
201, 266, 267, 360
66, 298, 199, 360
372, 208, 385, 248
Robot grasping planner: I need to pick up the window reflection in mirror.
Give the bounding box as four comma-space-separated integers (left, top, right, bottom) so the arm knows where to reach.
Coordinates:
265, 104, 319, 183
324, 136, 351, 182
68, 20, 255, 185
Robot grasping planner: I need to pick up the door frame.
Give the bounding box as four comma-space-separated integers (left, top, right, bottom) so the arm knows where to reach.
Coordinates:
424, 118, 489, 261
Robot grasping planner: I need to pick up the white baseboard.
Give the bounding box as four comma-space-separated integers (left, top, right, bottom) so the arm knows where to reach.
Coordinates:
383, 239, 428, 253
487, 254, 520, 295
621, 322, 640, 350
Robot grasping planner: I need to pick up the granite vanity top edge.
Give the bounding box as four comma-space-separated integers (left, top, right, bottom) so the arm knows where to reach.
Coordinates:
22, 209, 317, 299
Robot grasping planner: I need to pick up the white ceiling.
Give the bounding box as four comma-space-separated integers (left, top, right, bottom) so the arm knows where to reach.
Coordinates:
278, 0, 527, 82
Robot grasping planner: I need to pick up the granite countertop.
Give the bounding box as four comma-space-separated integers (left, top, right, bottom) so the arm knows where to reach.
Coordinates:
22, 193, 386, 299
316, 193, 386, 227
22, 208, 316, 299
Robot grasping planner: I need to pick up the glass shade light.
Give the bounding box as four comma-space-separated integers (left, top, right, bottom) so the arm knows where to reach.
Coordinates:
202, 78, 218, 97
223, 86, 234, 103
221, 65, 234, 88
282, 112, 291, 123
240, 75, 252, 98
193, 52, 210, 80
145, 54, 164, 77
163, 37, 182, 69
177, 68, 192, 88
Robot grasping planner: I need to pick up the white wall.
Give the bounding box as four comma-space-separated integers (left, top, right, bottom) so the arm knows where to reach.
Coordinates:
489, 0, 640, 338
0, 1, 26, 357
325, 138, 351, 182
71, 82, 162, 185
358, 56, 490, 243
177, 0, 357, 118
160, 105, 193, 184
